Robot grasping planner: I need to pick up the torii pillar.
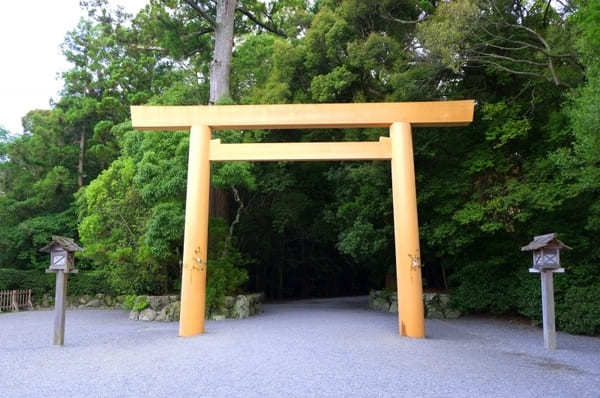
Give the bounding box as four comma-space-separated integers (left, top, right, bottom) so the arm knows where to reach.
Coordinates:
390, 122, 424, 337
179, 125, 211, 336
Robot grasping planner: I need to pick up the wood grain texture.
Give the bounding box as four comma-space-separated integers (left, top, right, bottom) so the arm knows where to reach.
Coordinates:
541, 271, 557, 349
131, 100, 475, 130
209, 137, 391, 161
53, 271, 67, 345
390, 122, 425, 338
179, 125, 211, 337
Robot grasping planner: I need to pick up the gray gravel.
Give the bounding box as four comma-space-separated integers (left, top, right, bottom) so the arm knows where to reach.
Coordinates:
1, 296, 599, 397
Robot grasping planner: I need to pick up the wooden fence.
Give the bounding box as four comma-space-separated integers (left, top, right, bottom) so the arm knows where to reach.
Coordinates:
0, 289, 33, 312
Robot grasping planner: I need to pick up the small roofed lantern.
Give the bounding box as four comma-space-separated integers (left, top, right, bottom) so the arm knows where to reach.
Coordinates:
40, 236, 83, 346
40, 236, 83, 273
521, 233, 571, 271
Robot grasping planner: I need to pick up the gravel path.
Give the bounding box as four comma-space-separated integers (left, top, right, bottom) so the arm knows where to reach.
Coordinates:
1, 296, 599, 397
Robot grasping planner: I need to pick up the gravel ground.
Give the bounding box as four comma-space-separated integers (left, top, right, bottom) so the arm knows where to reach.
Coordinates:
1, 296, 599, 398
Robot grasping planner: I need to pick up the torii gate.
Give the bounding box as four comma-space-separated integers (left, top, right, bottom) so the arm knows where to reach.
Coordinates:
131, 100, 475, 338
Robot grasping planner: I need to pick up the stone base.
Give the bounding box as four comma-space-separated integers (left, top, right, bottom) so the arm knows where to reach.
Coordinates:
368, 290, 461, 319
34, 293, 129, 311
130, 293, 264, 322
33, 292, 265, 322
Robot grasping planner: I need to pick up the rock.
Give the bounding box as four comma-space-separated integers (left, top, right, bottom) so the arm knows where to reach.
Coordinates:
148, 296, 169, 311
79, 295, 91, 304
368, 290, 377, 308
388, 299, 398, 313
164, 301, 180, 321
169, 295, 179, 303
95, 293, 105, 300
426, 308, 445, 319
155, 307, 167, 321
232, 295, 250, 319
42, 295, 49, 308
444, 308, 461, 319
85, 299, 101, 308
103, 295, 113, 307
139, 308, 157, 321
129, 310, 139, 321
211, 314, 226, 321
223, 295, 235, 308
372, 297, 391, 312
115, 295, 127, 304
246, 293, 263, 303
438, 294, 451, 306
246, 293, 264, 315
423, 292, 437, 304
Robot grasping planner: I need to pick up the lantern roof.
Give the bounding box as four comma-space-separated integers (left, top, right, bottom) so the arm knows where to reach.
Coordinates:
521, 233, 571, 252
40, 236, 84, 253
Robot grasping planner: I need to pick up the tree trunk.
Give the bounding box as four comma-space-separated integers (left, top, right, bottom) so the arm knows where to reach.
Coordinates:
77, 128, 85, 188
207, 0, 236, 221
209, 0, 236, 105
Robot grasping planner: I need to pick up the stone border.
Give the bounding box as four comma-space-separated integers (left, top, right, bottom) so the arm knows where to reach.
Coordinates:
368, 290, 461, 319
33, 292, 265, 322
129, 293, 264, 322
35, 293, 129, 310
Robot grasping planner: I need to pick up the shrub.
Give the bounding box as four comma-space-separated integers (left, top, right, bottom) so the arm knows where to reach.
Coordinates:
450, 260, 520, 314
557, 284, 600, 335
0, 268, 114, 298
451, 259, 600, 335
67, 270, 114, 296
123, 295, 137, 310
202, 218, 250, 315
122, 295, 150, 311
206, 256, 248, 315
132, 295, 150, 311
0, 268, 54, 298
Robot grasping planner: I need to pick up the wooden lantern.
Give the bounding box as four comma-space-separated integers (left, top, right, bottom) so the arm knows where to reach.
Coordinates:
521, 233, 571, 349
521, 233, 571, 271
40, 236, 83, 345
41, 236, 82, 273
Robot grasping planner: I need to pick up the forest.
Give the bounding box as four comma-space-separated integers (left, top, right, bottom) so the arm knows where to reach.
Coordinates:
0, 0, 598, 334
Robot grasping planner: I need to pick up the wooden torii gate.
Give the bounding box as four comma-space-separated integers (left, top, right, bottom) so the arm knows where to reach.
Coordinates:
131, 100, 474, 338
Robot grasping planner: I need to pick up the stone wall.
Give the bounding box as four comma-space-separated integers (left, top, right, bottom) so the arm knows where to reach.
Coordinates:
368, 290, 460, 319
128, 293, 264, 322
35, 292, 265, 322
35, 293, 129, 310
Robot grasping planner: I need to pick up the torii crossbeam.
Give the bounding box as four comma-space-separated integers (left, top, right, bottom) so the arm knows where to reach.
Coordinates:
131, 100, 475, 338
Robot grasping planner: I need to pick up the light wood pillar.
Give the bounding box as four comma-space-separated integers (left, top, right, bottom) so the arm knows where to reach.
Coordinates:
179, 125, 211, 337
541, 270, 557, 349
390, 122, 425, 338
53, 270, 67, 345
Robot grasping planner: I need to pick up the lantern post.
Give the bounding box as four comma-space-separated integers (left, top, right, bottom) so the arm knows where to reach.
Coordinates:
521, 233, 571, 349
40, 236, 83, 346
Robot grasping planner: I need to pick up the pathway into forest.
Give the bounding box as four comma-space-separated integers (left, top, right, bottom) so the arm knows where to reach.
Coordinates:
1, 296, 598, 397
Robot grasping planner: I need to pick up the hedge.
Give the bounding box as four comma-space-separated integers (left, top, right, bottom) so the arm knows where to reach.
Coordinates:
0, 268, 114, 298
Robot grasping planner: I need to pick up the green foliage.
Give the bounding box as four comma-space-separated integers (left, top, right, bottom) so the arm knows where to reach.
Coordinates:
0, 268, 113, 298
205, 218, 249, 314
68, 271, 113, 296
123, 295, 136, 310
0, 268, 54, 298
133, 295, 150, 312
122, 295, 150, 311
558, 284, 600, 335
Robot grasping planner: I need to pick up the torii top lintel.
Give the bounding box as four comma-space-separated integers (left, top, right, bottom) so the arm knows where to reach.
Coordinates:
131, 100, 474, 130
